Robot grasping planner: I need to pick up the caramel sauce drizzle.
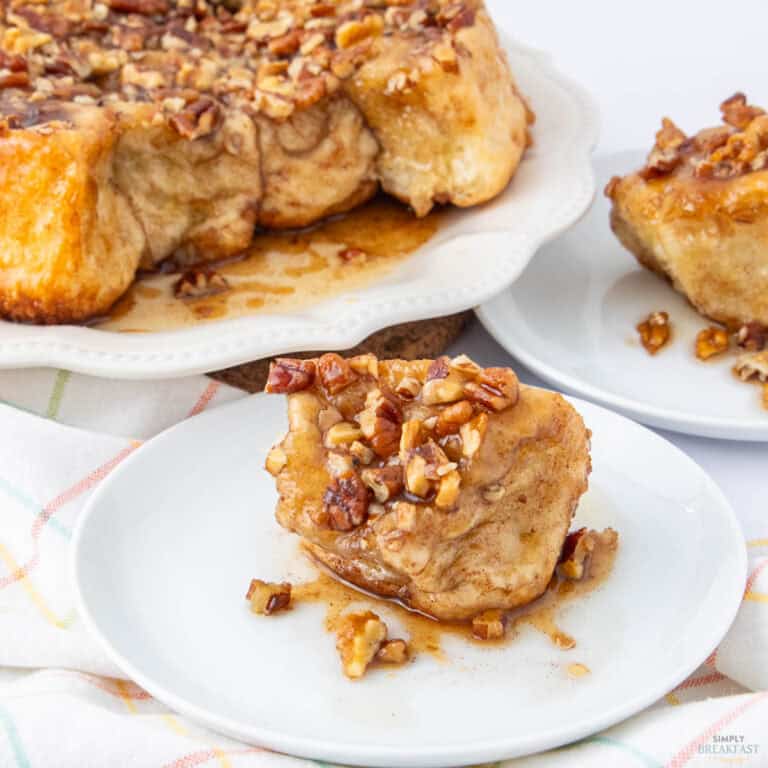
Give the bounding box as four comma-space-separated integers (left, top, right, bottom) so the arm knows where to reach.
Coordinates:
93, 199, 440, 333
293, 536, 617, 663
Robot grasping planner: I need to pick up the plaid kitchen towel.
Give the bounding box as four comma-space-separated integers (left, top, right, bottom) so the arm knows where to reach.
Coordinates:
0, 368, 766, 768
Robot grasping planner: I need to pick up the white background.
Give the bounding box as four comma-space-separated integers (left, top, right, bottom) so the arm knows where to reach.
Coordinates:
487, 0, 767, 155
459, 1, 768, 539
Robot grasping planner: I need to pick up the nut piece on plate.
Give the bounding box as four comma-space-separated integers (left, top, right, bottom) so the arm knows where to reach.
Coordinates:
173, 269, 230, 300
606, 94, 768, 330
263, 353, 592, 623
335, 611, 388, 679
557, 528, 619, 582
0, 0, 532, 324
376, 639, 410, 666
246, 579, 292, 615
736, 322, 767, 352
637, 311, 672, 355
734, 350, 768, 409
695, 327, 730, 361
471, 610, 507, 641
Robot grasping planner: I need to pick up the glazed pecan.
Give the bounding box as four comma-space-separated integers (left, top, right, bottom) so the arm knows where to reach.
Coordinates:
736, 322, 767, 352
173, 268, 229, 299
464, 368, 519, 412
318, 353, 358, 395
721, 92, 765, 130
246, 579, 292, 615
695, 327, 730, 361
323, 473, 370, 531
169, 97, 221, 140
361, 466, 404, 503
108, 0, 170, 15
265, 358, 316, 394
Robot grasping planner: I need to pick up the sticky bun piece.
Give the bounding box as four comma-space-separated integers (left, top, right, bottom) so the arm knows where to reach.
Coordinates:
0, 0, 532, 323
264, 353, 591, 623
606, 93, 768, 330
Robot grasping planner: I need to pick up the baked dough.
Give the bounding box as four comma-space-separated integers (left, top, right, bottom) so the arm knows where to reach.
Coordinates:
264, 354, 591, 622
0, 0, 532, 323
606, 93, 768, 329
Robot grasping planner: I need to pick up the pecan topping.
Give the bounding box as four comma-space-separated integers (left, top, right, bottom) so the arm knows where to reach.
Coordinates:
361, 466, 404, 503
318, 353, 358, 395
265, 358, 316, 394
637, 311, 671, 355
736, 322, 767, 352
464, 368, 519, 412
246, 579, 292, 615
720, 92, 765, 130
336, 611, 387, 679
173, 268, 229, 299
0, 0, 482, 131
265, 354, 526, 526
169, 98, 221, 140
695, 327, 730, 361
323, 474, 370, 532
472, 609, 506, 641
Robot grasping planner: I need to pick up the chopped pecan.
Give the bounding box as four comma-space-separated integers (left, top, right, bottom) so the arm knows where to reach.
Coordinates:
736, 322, 767, 352
721, 92, 765, 130
405, 454, 432, 498
324, 421, 363, 448
361, 466, 404, 503
376, 639, 409, 665
695, 327, 730, 361
734, 351, 768, 382
108, 0, 169, 14
169, 98, 221, 140
0, 72, 30, 90
246, 579, 292, 615
464, 368, 519, 412
459, 412, 488, 460
358, 390, 403, 458
336, 611, 387, 679
637, 311, 671, 355
435, 469, 461, 509
557, 528, 594, 581
640, 119, 686, 179
265, 358, 316, 394
317, 353, 357, 395
173, 268, 229, 299
0, 52, 28, 72
323, 473, 370, 531
472, 609, 506, 641
435, 400, 474, 437
446, 7, 476, 32
426, 356, 450, 381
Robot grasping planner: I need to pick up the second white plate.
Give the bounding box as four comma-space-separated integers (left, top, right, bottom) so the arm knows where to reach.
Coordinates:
71, 392, 746, 767
478, 151, 768, 442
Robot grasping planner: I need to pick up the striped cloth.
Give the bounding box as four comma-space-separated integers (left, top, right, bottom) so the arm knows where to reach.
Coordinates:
0, 366, 766, 768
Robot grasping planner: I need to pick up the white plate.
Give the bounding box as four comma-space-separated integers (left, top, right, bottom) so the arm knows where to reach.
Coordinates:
0, 36, 598, 380
478, 151, 768, 442
71, 393, 746, 767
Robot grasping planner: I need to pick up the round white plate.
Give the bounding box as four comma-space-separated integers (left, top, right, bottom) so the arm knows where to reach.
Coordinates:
478, 151, 768, 442
0, 36, 598, 380
71, 393, 746, 767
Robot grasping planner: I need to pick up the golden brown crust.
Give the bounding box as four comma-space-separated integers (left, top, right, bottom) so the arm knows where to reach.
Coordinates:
606, 94, 768, 329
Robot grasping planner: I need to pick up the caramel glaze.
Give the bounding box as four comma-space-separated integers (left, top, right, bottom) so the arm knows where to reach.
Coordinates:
293, 535, 617, 663
93, 199, 441, 333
